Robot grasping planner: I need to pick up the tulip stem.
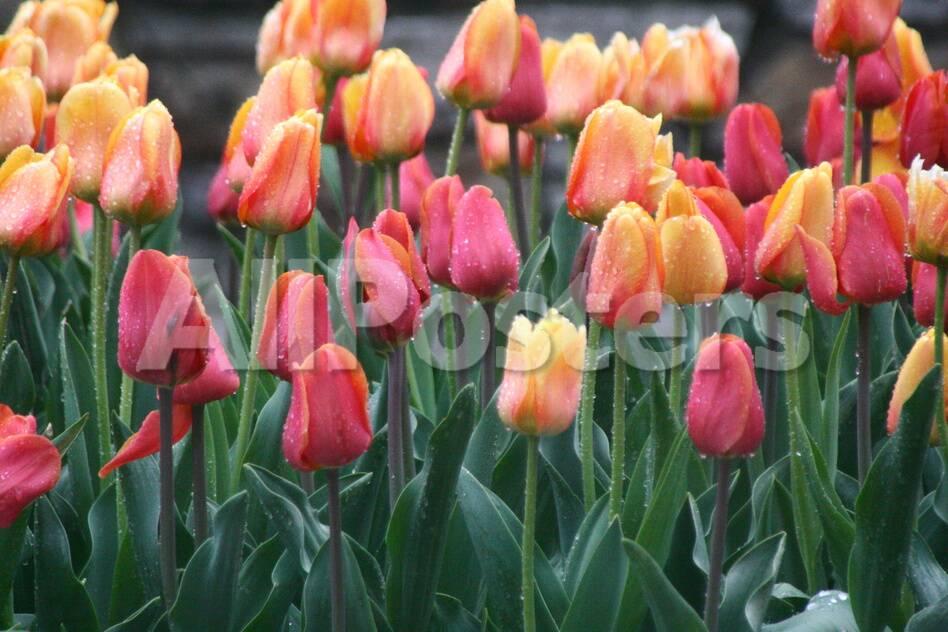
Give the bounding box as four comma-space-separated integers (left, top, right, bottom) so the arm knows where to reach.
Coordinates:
119, 226, 143, 428
238, 228, 256, 321
843, 56, 858, 186
762, 307, 780, 464
306, 216, 320, 264
856, 305, 872, 484
231, 234, 278, 492
68, 199, 88, 261
703, 457, 731, 632
374, 166, 386, 213
668, 309, 686, 416
481, 302, 497, 411
860, 109, 873, 184
321, 75, 339, 140
579, 319, 602, 511
445, 107, 469, 177
326, 469, 346, 632
191, 403, 208, 545
390, 161, 401, 209
609, 352, 626, 520
529, 138, 544, 250
0, 254, 20, 350
387, 346, 407, 509
442, 294, 459, 398
565, 134, 578, 185
522, 434, 539, 632
507, 125, 530, 255
92, 206, 114, 474
0, 512, 28, 629
158, 385, 177, 606
689, 123, 703, 158
935, 267, 948, 459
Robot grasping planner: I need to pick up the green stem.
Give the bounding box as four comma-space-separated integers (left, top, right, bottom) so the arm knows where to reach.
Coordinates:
507, 124, 530, 255
0, 255, 19, 349
856, 305, 872, 484
238, 228, 256, 321
934, 267, 948, 463
0, 512, 28, 629
390, 161, 401, 209
387, 345, 407, 509
481, 302, 496, 411
158, 385, 177, 605
579, 319, 602, 511
843, 56, 857, 186
703, 458, 731, 632
529, 138, 544, 251
326, 469, 346, 632
306, 215, 320, 264
689, 123, 703, 158
321, 74, 339, 140
444, 107, 469, 177
522, 434, 539, 632
565, 134, 578, 186
374, 165, 386, 214
668, 309, 685, 416
231, 234, 278, 491
609, 352, 626, 520
118, 225, 142, 427
442, 294, 458, 398
860, 109, 874, 184
191, 404, 208, 545
92, 206, 114, 473
68, 199, 88, 261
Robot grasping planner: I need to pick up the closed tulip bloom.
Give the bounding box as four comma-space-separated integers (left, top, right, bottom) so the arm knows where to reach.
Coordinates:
912, 263, 948, 332
694, 186, 746, 292
99, 100, 181, 227
342, 49, 434, 163
174, 326, 240, 406
755, 163, 835, 289
0, 405, 60, 527
567, 100, 674, 225
310, 0, 385, 76
812, 0, 901, 59
906, 157, 948, 266
687, 334, 764, 457
420, 175, 465, 287
104, 55, 149, 106
437, 0, 520, 110
449, 184, 520, 300
99, 405, 192, 478
741, 195, 782, 299
238, 109, 322, 235
118, 250, 211, 387
255, 0, 305, 74
673, 152, 729, 189
207, 163, 239, 224
0, 67, 44, 160
656, 181, 729, 305
545, 34, 603, 135
70, 40, 114, 87
0, 144, 71, 257
522, 38, 563, 137
473, 110, 534, 176
899, 71, 947, 170
258, 271, 334, 382
597, 32, 635, 104
223, 97, 254, 192
397, 153, 434, 229
284, 344, 372, 471
724, 103, 789, 205
497, 309, 586, 436
0, 28, 48, 79
484, 15, 546, 126
586, 202, 664, 329
804, 86, 857, 166
55, 78, 132, 202
887, 329, 945, 444
834, 33, 902, 111
891, 19, 931, 94
241, 57, 317, 166
0, 405, 36, 439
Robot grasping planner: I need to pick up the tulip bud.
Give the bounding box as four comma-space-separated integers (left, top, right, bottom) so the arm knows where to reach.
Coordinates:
284, 344, 372, 471
693, 186, 746, 292
0, 144, 72, 257
484, 15, 546, 126
0, 67, 44, 160
566, 100, 674, 225
0, 429, 61, 527
724, 103, 789, 205
207, 163, 239, 225
812, 0, 901, 59
521, 38, 563, 137
258, 271, 334, 382
223, 97, 254, 193
473, 110, 534, 176
241, 57, 317, 166
887, 328, 945, 444
741, 195, 782, 300
545, 34, 603, 135
755, 163, 835, 289
99, 100, 181, 227
891, 19, 932, 93
673, 152, 729, 189
342, 49, 434, 164
99, 405, 192, 478
420, 175, 465, 287
597, 32, 634, 104
449, 185, 520, 300
834, 33, 902, 111
311, 0, 386, 76
586, 202, 663, 329
906, 157, 948, 266
912, 263, 948, 332
804, 86, 858, 166
105, 55, 149, 107
118, 250, 211, 387
397, 153, 434, 229
55, 78, 132, 202
70, 40, 115, 85
255, 0, 293, 74
899, 71, 947, 170
497, 309, 585, 436
0, 28, 48, 80
238, 109, 322, 235
687, 334, 764, 457
656, 181, 729, 305
173, 327, 240, 405
437, 0, 520, 110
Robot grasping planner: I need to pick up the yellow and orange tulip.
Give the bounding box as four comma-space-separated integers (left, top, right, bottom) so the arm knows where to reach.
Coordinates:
0, 143, 72, 257
0, 67, 44, 161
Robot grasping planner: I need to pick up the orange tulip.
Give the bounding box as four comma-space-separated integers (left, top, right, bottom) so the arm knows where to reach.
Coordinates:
0, 67, 44, 160
693, 186, 746, 292
0, 144, 71, 257
484, 15, 546, 126
70, 40, 115, 84
99, 405, 192, 477
238, 109, 322, 235
99, 100, 181, 227
0, 28, 48, 79
906, 157, 948, 266
473, 110, 534, 176
173, 326, 240, 406
545, 34, 603, 135
812, 0, 901, 59
223, 97, 254, 193
255, 0, 303, 74
891, 18, 932, 94
597, 32, 635, 105
886, 329, 945, 445
104, 54, 149, 106
311, 0, 386, 76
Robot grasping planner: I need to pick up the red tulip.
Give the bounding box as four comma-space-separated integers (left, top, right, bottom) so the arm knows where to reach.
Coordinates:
740, 195, 782, 300
484, 15, 546, 126
693, 186, 745, 292
0, 405, 35, 439
804, 86, 861, 167
174, 327, 240, 405
0, 430, 61, 527
912, 262, 948, 332
473, 110, 534, 176
420, 175, 465, 288
207, 162, 239, 225
396, 153, 434, 230
282, 344, 372, 471
834, 34, 902, 111
724, 103, 788, 205
812, 0, 901, 59
899, 71, 948, 169
322, 76, 348, 145
98, 405, 192, 478
673, 152, 729, 189
449, 185, 520, 300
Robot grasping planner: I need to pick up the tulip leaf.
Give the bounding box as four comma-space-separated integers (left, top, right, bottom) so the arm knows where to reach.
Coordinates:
718, 532, 787, 632
464, 389, 513, 485
80, 481, 117, 624
849, 369, 940, 632
386, 385, 477, 632
216, 223, 246, 264
53, 414, 89, 456
240, 550, 304, 632
232, 535, 284, 630
821, 309, 851, 477
430, 593, 482, 632
761, 591, 856, 631
550, 203, 585, 299
519, 235, 551, 292
105, 230, 132, 410
9, 258, 47, 377
622, 538, 707, 632
563, 496, 610, 595
0, 511, 28, 628
892, 301, 919, 362
59, 321, 98, 502
906, 593, 948, 632
560, 519, 629, 632
0, 341, 33, 413
320, 145, 345, 223
102, 597, 163, 632
243, 382, 292, 479
906, 534, 948, 609
302, 533, 378, 632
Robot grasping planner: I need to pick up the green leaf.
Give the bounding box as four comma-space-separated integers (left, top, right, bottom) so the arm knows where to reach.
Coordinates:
0, 341, 33, 413
560, 519, 629, 632
849, 369, 940, 632
0, 511, 28, 627
302, 534, 377, 632
320, 145, 345, 221
233, 536, 284, 631
242, 383, 292, 478
386, 385, 477, 632
906, 534, 948, 609
906, 593, 948, 632
464, 389, 513, 485
53, 414, 89, 455
762, 591, 856, 631
240, 551, 304, 632
59, 321, 97, 509
821, 310, 851, 477
81, 483, 117, 624
563, 496, 610, 594
550, 203, 584, 299
623, 539, 706, 632
718, 533, 787, 632
519, 235, 551, 291
102, 597, 163, 632
216, 223, 246, 264
429, 594, 481, 632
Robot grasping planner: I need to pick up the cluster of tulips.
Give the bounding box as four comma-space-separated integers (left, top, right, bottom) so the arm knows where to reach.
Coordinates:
0, 0, 947, 630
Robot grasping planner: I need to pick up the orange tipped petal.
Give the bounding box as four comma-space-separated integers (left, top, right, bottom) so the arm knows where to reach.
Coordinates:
796, 225, 848, 315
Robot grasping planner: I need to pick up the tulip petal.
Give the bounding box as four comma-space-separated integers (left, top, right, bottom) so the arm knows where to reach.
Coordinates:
98, 405, 192, 478
795, 226, 849, 315
0, 434, 61, 528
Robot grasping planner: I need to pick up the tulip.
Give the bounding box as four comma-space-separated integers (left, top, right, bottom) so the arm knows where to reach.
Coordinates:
812, 0, 901, 59
258, 271, 334, 382
207, 162, 239, 224
474, 110, 534, 176
420, 175, 465, 287
99, 100, 181, 227
0, 28, 48, 79
912, 263, 948, 332
886, 329, 946, 444
0, 405, 35, 439
804, 86, 859, 166
395, 153, 434, 230
241, 57, 317, 166
899, 71, 947, 170
342, 49, 434, 163
891, 19, 932, 95
597, 32, 635, 105
687, 334, 765, 456
755, 162, 835, 289
0, 67, 44, 161
55, 78, 132, 202
70, 40, 114, 85
104, 54, 149, 106
834, 33, 902, 111
545, 34, 603, 135
586, 202, 663, 329
238, 109, 322, 235
172, 326, 239, 405
118, 249, 211, 387
311, 0, 386, 76
566, 100, 674, 225
741, 195, 782, 300
449, 184, 520, 300
673, 152, 729, 189
497, 309, 586, 436
484, 15, 546, 126
693, 186, 746, 292
724, 103, 788, 205
223, 97, 254, 192
0, 144, 72, 257
521, 38, 561, 137
254, 0, 306, 74
569, 228, 598, 311
906, 157, 948, 266
98, 404, 192, 477
436, 0, 520, 110
656, 181, 729, 305
0, 405, 61, 527
322, 75, 348, 145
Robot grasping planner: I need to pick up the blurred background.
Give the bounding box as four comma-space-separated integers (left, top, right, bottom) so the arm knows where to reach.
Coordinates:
2, 0, 947, 263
